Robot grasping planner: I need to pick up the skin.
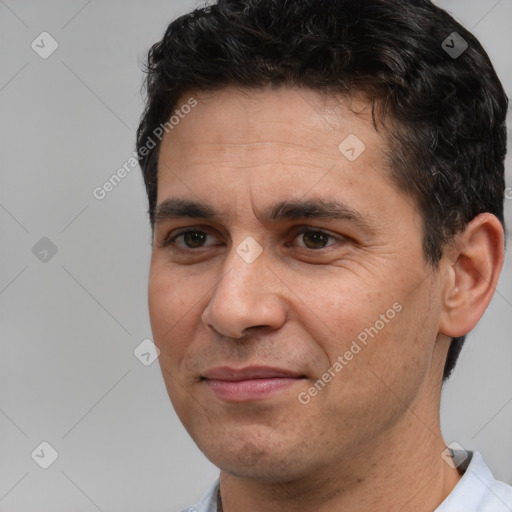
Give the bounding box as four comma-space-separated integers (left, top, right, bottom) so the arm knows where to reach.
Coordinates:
148, 86, 504, 512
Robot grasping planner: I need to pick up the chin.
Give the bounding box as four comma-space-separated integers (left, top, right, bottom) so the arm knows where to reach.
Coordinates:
199, 435, 314, 483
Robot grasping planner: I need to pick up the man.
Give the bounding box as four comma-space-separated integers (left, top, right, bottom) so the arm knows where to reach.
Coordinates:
136, 0, 511, 510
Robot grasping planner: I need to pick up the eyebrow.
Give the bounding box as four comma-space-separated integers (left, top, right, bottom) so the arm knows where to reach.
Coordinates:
154, 197, 376, 232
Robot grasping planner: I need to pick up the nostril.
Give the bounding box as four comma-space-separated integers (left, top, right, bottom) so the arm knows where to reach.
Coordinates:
204, 321, 243, 341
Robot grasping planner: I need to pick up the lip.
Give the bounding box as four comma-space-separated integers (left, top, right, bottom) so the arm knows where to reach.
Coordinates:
201, 366, 306, 402
202, 365, 305, 381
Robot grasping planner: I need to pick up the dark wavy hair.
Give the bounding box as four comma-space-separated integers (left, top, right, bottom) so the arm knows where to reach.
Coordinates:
136, 0, 508, 381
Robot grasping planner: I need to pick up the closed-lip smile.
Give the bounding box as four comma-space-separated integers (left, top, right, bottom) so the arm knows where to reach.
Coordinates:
202, 365, 305, 381
201, 365, 306, 401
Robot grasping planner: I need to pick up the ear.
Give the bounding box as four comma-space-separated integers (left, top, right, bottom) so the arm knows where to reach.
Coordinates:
439, 213, 505, 338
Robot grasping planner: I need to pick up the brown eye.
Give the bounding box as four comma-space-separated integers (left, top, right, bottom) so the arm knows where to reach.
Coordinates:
301, 231, 330, 249
182, 231, 208, 248
293, 229, 339, 250
167, 230, 218, 249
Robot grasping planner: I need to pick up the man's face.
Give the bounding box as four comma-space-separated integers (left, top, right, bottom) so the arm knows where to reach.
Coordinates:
148, 87, 448, 481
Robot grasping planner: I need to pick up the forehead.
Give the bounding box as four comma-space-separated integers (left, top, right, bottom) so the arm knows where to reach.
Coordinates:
155, 86, 401, 221
161, 86, 381, 158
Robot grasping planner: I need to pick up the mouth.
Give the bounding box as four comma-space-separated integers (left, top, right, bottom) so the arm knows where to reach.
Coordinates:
200, 365, 307, 402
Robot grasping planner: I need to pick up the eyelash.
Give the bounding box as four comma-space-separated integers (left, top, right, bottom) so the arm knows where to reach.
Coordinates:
161, 227, 343, 251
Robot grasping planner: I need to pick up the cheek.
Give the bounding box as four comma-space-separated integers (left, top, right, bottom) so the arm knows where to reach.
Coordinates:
292, 271, 390, 352
148, 272, 170, 333
296, 266, 435, 387
148, 269, 199, 415
352, 279, 440, 396
148, 266, 191, 350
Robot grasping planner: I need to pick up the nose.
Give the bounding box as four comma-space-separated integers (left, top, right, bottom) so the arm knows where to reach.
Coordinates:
201, 243, 287, 339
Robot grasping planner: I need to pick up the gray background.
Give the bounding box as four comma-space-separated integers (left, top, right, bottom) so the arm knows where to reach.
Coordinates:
0, 1, 511, 510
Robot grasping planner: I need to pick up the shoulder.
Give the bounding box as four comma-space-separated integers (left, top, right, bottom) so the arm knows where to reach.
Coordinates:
436, 451, 512, 512
177, 478, 220, 512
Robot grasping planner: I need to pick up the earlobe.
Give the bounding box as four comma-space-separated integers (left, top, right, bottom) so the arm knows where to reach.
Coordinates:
439, 213, 505, 338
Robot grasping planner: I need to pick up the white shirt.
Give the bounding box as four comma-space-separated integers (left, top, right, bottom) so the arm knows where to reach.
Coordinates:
179, 451, 512, 512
